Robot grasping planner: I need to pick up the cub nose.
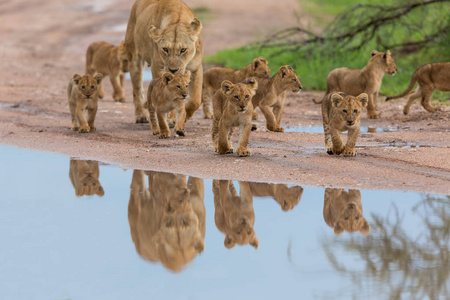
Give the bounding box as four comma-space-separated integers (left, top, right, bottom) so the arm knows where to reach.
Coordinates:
182, 94, 187, 98
169, 68, 179, 74
240, 105, 245, 109
348, 203, 356, 209
347, 121, 354, 125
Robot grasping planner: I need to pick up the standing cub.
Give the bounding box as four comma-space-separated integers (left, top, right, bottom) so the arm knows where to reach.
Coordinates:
68, 73, 103, 133
86, 41, 128, 102
322, 92, 368, 156
202, 57, 270, 118
147, 72, 191, 139
212, 78, 258, 157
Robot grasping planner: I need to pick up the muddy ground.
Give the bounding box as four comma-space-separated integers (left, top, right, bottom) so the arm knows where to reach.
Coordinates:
0, 0, 449, 194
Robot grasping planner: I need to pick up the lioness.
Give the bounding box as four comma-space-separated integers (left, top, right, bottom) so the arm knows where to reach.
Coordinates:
211, 78, 258, 156
213, 180, 259, 249
147, 71, 191, 138
322, 92, 368, 156
69, 159, 104, 197
249, 183, 303, 212
251, 65, 302, 132
318, 50, 397, 119
128, 170, 205, 272
385, 62, 450, 115
323, 188, 370, 235
68, 73, 103, 133
86, 41, 128, 102
124, 0, 203, 123
202, 57, 270, 118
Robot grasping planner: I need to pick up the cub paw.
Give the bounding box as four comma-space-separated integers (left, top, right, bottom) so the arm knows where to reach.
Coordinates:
403, 107, 410, 115
78, 125, 90, 133
326, 147, 334, 155
251, 124, 257, 131
368, 112, 380, 119
342, 148, 357, 157
71, 126, 79, 131
114, 98, 126, 103
168, 121, 176, 129
237, 149, 252, 157
136, 116, 150, 123
274, 127, 285, 132
218, 147, 234, 155
203, 112, 213, 119
175, 129, 186, 136
159, 132, 170, 139
252, 111, 258, 120
89, 126, 96, 132
153, 131, 160, 136
332, 146, 344, 155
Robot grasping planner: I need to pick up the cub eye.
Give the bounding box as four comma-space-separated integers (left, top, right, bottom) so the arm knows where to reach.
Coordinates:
353, 109, 358, 113
344, 216, 349, 220
185, 85, 189, 88
247, 230, 251, 235
176, 85, 181, 89
292, 79, 297, 82
245, 95, 249, 99
343, 109, 347, 114
90, 85, 94, 89
162, 48, 169, 53
355, 216, 359, 220
180, 48, 187, 54
81, 86, 86, 90
234, 95, 239, 99
237, 230, 241, 235
264, 72, 268, 75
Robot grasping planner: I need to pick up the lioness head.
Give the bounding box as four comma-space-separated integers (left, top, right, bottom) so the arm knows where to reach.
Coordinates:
251, 57, 271, 78
162, 71, 191, 100
278, 65, 302, 93
331, 92, 368, 127
73, 73, 103, 100
370, 50, 397, 76
148, 18, 202, 74
334, 201, 370, 235
221, 78, 258, 113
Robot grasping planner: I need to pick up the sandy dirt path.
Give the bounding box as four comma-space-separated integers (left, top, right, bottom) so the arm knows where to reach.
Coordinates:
0, 0, 449, 194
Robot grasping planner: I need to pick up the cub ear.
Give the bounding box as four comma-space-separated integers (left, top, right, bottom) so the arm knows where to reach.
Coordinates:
163, 72, 174, 85
221, 80, 234, 95
94, 73, 103, 84
359, 219, 370, 235
280, 66, 289, 78
184, 70, 191, 81
371, 50, 379, 57
73, 74, 82, 85
96, 185, 105, 197
188, 18, 202, 36
357, 93, 369, 108
224, 235, 236, 249
193, 238, 205, 253
258, 56, 267, 64
148, 25, 164, 42
250, 234, 259, 249
245, 77, 258, 94
252, 58, 260, 70
331, 93, 343, 108
334, 222, 344, 235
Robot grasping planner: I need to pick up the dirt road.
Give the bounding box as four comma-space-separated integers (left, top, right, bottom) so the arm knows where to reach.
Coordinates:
0, 0, 449, 194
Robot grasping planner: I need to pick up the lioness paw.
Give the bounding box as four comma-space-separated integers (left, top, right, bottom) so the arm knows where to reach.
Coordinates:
343, 149, 357, 157
71, 126, 79, 131
368, 112, 380, 119
78, 125, 90, 133
89, 126, 96, 132
153, 131, 160, 136
237, 149, 252, 157
274, 127, 285, 132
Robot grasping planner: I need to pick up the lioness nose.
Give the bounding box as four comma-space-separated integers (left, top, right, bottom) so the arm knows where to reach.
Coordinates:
169, 68, 179, 74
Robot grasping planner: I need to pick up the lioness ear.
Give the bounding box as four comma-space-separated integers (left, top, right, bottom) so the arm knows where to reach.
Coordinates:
357, 93, 369, 108
148, 25, 164, 42
73, 74, 82, 85
245, 77, 258, 95
221, 80, 234, 95
163, 72, 174, 85
383, 50, 391, 59
331, 93, 343, 108
94, 73, 103, 84
280, 66, 289, 78
250, 234, 259, 249
359, 219, 370, 235
334, 222, 344, 235
224, 236, 236, 249
96, 185, 104, 197
371, 50, 379, 57
188, 18, 202, 36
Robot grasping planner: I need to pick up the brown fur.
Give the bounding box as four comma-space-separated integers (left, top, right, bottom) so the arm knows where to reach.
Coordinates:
86, 41, 128, 102
213, 180, 259, 249
385, 62, 450, 115
251, 65, 302, 132
147, 71, 191, 138
319, 50, 397, 119
322, 92, 368, 156
202, 57, 270, 118
69, 159, 104, 197
67, 73, 103, 133
249, 183, 303, 212
128, 170, 205, 272
211, 78, 258, 156
323, 188, 370, 235
124, 0, 203, 123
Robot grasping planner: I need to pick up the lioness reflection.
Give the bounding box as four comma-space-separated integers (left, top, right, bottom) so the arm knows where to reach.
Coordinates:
213, 180, 259, 249
323, 188, 369, 235
249, 183, 303, 211
69, 159, 104, 197
128, 170, 205, 272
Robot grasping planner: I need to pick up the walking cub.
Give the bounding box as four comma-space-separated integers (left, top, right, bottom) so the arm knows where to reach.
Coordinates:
147, 71, 191, 139
86, 41, 128, 102
212, 78, 258, 156
202, 57, 270, 118
322, 92, 368, 156
68, 73, 103, 133
251, 65, 302, 132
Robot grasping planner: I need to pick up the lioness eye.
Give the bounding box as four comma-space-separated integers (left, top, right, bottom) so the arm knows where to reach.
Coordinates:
180, 48, 187, 54
163, 48, 169, 53
343, 109, 347, 114
353, 109, 358, 113
245, 95, 249, 99
176, 85, 181, 89
234, 95, 239, 99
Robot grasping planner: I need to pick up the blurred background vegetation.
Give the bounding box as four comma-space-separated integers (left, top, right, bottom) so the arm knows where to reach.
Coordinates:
205, 0, 449, 102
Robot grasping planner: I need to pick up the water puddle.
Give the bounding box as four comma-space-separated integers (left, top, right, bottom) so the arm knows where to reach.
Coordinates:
125, 69, 153, 82
0, 145, 448, 299
285, 125, 400, 134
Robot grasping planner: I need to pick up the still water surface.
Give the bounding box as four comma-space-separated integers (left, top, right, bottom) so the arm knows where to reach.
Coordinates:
0, 146, 448, 300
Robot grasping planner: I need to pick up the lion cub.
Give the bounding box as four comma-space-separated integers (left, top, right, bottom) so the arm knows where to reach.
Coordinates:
69, 159, 104, 197
251, 65, 302, 132
86, 41, 128, 102
202, 57, 270, 118
211, 78, 258, 156
322, 92, 368, 156
68, 73, 103, 133
147, 71, 191, 139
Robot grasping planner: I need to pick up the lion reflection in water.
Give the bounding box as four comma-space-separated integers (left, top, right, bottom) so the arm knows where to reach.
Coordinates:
248, 182, 303, 211
128, 170, 205, 272
69, 159, 104, 197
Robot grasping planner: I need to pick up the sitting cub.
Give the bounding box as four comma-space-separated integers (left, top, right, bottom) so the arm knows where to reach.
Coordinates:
211, 78, 258, 156
86, 41, 128, 102
251, 65, 302, 132
202, 57, 270, 118
68, 73, 103, 133
147, 72, 191, 139
321, 92, 368, 156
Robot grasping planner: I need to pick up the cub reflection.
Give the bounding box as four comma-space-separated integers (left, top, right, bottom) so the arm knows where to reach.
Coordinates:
128, 170, 205, 272
249, 183, 303, 211
69, 159, 104, 197
323, 188, 370, 235
213, 180, 259, 249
